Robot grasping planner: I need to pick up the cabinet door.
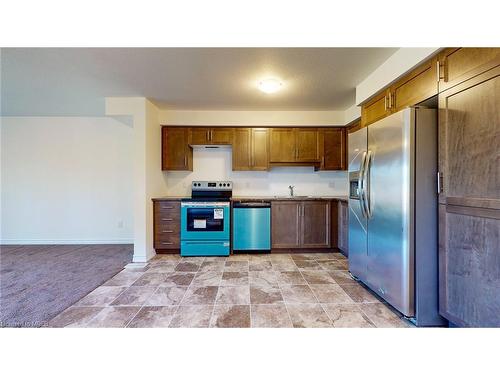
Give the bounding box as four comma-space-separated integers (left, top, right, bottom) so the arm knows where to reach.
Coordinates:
330, 200, 339, 249
271, 201, 301, 248
269, 128, 296, 162
340, 201, 349, 255
251, 128, 269, 170
361, 89, 391, 127
162, 127, 192, 171
211, 127, 233, 144
301, 201, 330, 248
392, 57, 438, 111
321, 128, 346, 170
232, 128, 251, 170
190, 128, 210, 145
438, 65, 500, 327
439, 48, 500, 92
296, 128, 320, 162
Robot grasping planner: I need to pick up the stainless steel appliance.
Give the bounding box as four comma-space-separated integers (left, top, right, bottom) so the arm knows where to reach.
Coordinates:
180, 181, 232, 257
232, 201, 271, 252
348, 107, 445, 326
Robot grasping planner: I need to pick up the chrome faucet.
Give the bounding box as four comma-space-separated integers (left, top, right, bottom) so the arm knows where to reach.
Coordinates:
288, 185, 295, 197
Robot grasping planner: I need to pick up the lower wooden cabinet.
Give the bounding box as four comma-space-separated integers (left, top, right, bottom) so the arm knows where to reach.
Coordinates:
337, 200, 349, 255
301, 201, 331, 247
271, 200, 331, 249
271, 201, 301, 248
153, 200, 180, 252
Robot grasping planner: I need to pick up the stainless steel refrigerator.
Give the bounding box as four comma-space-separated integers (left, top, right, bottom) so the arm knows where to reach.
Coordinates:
348, 107, 445, 326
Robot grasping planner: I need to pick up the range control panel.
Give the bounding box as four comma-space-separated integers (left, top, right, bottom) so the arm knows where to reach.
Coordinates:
191, 181, 233, 191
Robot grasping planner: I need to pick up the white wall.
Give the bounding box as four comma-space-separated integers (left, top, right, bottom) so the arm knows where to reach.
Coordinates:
0, 117, 134, 244
164, 147, 348, 197
106, 97, 166, 262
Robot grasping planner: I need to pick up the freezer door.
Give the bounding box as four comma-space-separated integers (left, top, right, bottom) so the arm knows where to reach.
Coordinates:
348, 128, 368, 281
366, 108, 414, 317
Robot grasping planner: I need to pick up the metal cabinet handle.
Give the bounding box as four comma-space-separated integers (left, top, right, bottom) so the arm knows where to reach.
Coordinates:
162, 230, 174, 233
211, 130, 213, 141
161, 242, 173, 245
384, 95, 387, 111
206, 130, 210, 141
161, 206, 174, 209
437, 171, 443, 194
161, 218, 173, 221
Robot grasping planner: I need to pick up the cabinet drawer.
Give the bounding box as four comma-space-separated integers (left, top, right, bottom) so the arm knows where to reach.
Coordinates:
154, 234, 180, 249
155, 222, 180, 234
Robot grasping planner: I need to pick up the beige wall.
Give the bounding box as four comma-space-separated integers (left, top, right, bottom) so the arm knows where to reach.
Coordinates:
158, 109, 347, 126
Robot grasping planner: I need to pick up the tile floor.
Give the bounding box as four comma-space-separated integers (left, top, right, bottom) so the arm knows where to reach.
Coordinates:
48, 253, 412, 328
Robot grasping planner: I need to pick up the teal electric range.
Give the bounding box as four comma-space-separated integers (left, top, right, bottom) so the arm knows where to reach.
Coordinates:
180, 181, 232, 256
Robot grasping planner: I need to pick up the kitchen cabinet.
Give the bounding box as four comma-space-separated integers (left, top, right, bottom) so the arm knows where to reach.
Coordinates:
296, 128, 320, 162
319, 128, 346, 170
190, 127, 233, 145
271, 201, 301, 248
361, 89, 392, 127
161, 127, 192, 171
438, 64, 500, 327
251, 128, 269, 170
269, 128, 296, 162
271, 200, 330, 249
301, 201, 331, 248
153, 200, 181, 252
392, 56, 439, 112
269, 128, 320, 164
337, 200, 349, 255
232, 128, 269, 171
438, 48, 500, 92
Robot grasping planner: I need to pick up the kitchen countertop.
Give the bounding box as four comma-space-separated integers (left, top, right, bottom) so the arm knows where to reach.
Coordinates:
152, 196, 348, 202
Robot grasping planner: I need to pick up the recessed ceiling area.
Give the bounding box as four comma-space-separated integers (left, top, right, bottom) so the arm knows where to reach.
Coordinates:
1, 48, 397, 116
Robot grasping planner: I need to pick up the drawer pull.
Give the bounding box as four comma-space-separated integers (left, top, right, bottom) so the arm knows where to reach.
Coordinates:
161, 218, 173, 221
161, 206, 174, 209
162, 242, 173, 245
162, 230, 174, 233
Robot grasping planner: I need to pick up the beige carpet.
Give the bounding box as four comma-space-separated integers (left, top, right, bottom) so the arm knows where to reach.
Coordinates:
0, 244, 132, 327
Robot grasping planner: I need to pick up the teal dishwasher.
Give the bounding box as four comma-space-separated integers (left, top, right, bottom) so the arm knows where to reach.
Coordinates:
232, 201, 271, 252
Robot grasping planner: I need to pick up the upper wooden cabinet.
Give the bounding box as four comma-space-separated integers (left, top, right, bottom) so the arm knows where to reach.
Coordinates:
269, 128, 296, 162
162, 126, 344, 171
251, 128, 269, 170
269, 128, 320, 164
392, 56, 439, 112
438, 48, 500, 92
319, 128, 346, 170
190, 127, 233, 145
296, 128, 320, 162
232, 128, 269, 171
161, 127, 192, 171
361, 89, 392, 127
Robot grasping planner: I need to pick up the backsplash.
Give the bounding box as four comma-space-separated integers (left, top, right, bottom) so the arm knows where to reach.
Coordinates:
164, 147, 348, 197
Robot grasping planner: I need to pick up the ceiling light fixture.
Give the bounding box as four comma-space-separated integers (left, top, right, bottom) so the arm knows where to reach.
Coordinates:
258, 78, 283, 94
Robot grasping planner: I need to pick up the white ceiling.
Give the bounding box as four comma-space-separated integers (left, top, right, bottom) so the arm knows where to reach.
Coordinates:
1, 48, 397, 116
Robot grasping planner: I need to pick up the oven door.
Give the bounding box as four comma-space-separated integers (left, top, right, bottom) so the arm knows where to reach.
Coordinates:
181, 201, 230, 240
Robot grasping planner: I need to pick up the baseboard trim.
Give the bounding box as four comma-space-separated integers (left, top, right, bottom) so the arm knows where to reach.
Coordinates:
0, 239, 134, 245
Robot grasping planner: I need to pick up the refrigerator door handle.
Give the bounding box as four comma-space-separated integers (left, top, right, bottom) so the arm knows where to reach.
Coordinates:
363, 150, 373, 218
358, 151, 367, 217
